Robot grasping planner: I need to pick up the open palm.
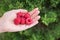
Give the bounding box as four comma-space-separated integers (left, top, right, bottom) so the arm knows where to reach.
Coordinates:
0, 8, 40, 32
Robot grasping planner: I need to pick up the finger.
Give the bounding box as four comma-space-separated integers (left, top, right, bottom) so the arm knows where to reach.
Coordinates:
31, 10, 40, 19
25, 21, 38, 30
33, 16, 40, 22
29, 8, 38, 15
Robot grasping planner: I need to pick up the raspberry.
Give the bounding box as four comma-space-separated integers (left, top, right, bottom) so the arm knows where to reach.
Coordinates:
17, 12, 25, 18
14, 18, 21, 25
24, 13, 30, 19
26, 18, 33, 25
14, 12, 32, 25
20, 18, 25, 24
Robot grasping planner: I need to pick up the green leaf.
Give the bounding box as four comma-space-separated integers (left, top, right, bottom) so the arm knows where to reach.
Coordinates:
42, 11, 57, 25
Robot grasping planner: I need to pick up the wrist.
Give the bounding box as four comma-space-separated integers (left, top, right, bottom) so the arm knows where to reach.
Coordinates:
0, 17, 6, 33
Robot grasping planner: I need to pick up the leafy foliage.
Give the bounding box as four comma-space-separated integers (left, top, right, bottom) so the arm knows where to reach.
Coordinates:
0, 0, 60, 40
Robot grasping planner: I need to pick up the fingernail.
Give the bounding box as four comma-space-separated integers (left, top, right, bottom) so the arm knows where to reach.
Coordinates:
38, 16, 40, 19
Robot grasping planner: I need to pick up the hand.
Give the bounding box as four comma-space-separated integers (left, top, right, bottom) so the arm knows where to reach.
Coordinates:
0, 8, 40, 32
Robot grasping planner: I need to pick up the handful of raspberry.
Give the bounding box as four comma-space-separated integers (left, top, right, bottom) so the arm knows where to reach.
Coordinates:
14, 12, 33, 25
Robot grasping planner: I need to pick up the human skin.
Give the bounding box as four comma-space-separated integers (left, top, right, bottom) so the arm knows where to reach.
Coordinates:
0, 8, 40, 33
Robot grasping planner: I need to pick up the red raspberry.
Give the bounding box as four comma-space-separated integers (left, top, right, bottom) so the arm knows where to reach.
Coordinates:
17, 12, 25, 18
24, 13, 30, 19
26, 18, 33, 25
20, 18, 25, 24
15, 12, 32, 25
14, 18, 21, 25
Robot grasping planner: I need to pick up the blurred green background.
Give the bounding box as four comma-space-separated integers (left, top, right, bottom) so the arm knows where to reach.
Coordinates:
0, 0, 60, 40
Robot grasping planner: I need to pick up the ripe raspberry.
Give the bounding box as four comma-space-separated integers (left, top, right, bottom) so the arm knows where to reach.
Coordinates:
24, 13, 30, 19
14, 18, 21, 25
26, 18, 33, 25
20, 18, 25, 24
15, 12, 32, 25
17, 12, 25, 18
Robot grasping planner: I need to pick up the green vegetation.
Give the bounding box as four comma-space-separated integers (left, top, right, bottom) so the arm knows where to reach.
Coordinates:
0, 0, 60, 40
